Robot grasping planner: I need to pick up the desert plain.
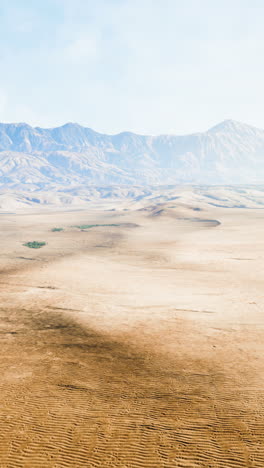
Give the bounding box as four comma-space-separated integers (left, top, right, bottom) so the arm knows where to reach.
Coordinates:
0, 192, 264, 467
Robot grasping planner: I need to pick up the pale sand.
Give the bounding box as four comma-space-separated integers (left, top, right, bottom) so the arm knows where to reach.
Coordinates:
0, 204, 264, 467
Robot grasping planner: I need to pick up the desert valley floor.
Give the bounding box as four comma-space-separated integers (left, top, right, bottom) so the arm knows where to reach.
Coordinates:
0, 201, 264, 467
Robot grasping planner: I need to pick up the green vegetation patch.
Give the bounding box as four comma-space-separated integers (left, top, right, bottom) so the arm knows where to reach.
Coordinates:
73, 224, 120, 230
23, 241, 46, 249
51, 228, 64, 232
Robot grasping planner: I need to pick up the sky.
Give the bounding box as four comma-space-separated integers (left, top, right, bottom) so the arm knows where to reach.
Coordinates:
0, 0, 263, 135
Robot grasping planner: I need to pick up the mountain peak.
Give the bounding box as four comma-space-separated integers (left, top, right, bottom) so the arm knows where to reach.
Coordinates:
208, 119, 248, 133
61, 122, 81, 129
0, 119, 264, 187
0, 122, 33, 130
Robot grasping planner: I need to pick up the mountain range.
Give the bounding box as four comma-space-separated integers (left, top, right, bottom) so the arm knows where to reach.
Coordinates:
0, 119, 263, 190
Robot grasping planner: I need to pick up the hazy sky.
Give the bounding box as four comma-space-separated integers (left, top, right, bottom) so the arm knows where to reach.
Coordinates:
0, 0, 263, 134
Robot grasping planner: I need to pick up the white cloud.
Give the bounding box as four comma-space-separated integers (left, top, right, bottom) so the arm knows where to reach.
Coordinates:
64, 37, 98, 63
0, 90, 8, 117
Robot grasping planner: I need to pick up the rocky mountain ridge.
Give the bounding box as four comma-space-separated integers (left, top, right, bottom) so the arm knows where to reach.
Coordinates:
0, 119, 263, 189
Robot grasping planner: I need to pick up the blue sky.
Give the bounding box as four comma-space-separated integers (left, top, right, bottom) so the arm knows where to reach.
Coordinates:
0, 0, 263, 134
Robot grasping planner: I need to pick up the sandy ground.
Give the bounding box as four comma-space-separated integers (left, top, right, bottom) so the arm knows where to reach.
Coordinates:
0, 203, 264, 467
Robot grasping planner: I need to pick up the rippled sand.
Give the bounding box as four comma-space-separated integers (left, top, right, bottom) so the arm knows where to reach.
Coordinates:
0, 204, 264, 467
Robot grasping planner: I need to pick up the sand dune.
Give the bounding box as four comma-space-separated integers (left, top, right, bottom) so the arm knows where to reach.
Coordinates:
1, 184, 264, 212
0, 203, 264, 467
